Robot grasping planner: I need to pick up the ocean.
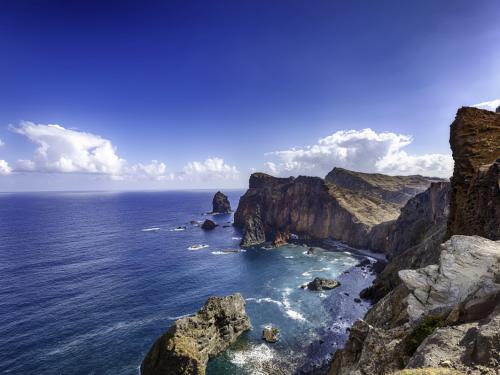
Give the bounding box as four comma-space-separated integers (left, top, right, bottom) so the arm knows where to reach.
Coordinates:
0, 191, 376, 374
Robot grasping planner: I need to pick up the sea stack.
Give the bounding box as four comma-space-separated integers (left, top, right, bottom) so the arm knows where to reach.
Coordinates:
141, 293, 251, 375
212, 191, 231, 214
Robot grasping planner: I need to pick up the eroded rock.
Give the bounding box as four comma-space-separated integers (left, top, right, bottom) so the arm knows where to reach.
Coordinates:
212, 191, 231, 214
141, 293, 251, 375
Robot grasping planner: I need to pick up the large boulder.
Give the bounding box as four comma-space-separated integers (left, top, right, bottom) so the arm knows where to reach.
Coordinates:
212, 191, 231, 214
305, 277, 340, 291
201, 219, 217, 230
141, 293, 251, 375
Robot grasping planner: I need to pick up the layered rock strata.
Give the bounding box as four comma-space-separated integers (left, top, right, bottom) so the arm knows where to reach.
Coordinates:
234, 170, 440, 249
141, 293, 251, 375
447, 107, 500, 239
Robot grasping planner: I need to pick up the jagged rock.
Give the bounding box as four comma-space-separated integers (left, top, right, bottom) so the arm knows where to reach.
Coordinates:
212, 191, 231, 214
362, 182, 451, 302
141, 293, 251, 375
262, 326, 280, 343
399, 235, 500, 323
201, 219, 217, 230
305, 277, 340, 291
271, 231, 289, 247
447, 107, 500, 240
496, 105, 500, 113
234, 170, 440, 249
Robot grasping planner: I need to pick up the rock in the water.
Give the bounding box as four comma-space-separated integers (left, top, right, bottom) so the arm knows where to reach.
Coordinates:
201, 219, 217, 230
212, 191, 231, 214
306, 277, 340, 291
271, 231, 289, 247
262, 326, 280, 343
141, 293, 251, 375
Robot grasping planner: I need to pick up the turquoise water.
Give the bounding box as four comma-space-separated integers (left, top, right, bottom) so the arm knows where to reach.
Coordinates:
0, 191, 375, 374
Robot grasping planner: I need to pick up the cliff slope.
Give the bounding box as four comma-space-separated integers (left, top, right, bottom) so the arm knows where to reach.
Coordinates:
447, 107, 500, 239
234, 170, 440, 249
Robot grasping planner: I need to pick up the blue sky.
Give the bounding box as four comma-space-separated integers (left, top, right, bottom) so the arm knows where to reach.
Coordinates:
0, 0, 499, 191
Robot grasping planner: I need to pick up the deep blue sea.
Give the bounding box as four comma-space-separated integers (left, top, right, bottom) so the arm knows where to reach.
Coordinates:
0, 191, 376, 374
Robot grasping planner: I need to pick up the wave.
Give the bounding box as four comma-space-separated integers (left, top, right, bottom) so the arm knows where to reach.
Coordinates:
231, 237, 242, 240
301, 267, 331, 277
245, 297, 283, 307
187, 244, 209, 251
285, 255, 294, 259
282, 295, 306, 322
141, 227, 160, 232
170, 227, 186, 232
211, 251, 232, 255
229, 343, 275, 373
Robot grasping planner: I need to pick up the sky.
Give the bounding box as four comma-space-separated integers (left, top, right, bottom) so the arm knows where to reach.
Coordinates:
0, 0, 499, 191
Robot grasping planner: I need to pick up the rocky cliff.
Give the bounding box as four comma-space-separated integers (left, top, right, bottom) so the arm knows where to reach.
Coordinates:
330, 106, 500, 375
329, 235, 500, 375
361, 181, 450, 301
234, 170, 440, 249
447, 107, 500, 239
141, 293, 251, 375
325, 167, 443, 205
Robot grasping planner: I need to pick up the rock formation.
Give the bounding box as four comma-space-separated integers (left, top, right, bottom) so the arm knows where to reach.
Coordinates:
234, 170, 441, 249
447, 107, 500, 240
303, 277, 340, 291
325, 167, 443, 205
361, 181, 450, 301
212, 191, 231, 214
201, 219, 217, 230
496, 105, 500, 113
141, 293, 251, 375
262, 326, 280, 343
329, 236, 500, 375
330, 106, 500, 375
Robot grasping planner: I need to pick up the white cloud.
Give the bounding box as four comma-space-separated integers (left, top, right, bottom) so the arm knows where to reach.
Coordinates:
0, 160, 11, 175
180, 157, 239, 182
265, 128, 453, 178
0, 139, 4, 147
472, 99, 500, 111
126, 160, 171, 181
12, 122, 125, 175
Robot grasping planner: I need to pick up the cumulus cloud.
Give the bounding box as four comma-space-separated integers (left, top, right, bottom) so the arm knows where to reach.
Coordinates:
12, 122, 125, 175
180, 157, 239, 182
0, 160, 12, 175
8, 121, 239, 184
472, 99, 500, 111
265, 128, 453, 178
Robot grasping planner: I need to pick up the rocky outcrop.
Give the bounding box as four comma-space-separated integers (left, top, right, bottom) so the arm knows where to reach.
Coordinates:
329, 236, 500, 375
303, 277, 340, 291
496, 105, 500, 113
262, 326, 280, 343
325, 167, 444, 205
447, 107, 500, 240
234, 170, 439, 249
201, 219, 217, 230
141, 293, 251, 375
361, 182, 451, 301
212, 191, 231, 213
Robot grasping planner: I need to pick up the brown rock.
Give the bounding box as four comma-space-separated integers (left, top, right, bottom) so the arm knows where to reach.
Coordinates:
141, 293, 251, 375
201, 219, 217, 230
447, 107, 500, 240
212, 191, 231, 213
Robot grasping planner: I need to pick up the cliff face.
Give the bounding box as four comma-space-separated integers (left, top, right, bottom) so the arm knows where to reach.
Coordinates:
325, 167, 444, 205
447, 107, 500, 239
234, 170, 439, 249
362, 181, 450, 301
330, 106, 500, 375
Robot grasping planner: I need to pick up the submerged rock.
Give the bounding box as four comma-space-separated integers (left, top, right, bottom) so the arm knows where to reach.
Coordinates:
201, 219, 217, 230
305, 277, 340, 291
141, 293, 251, 375
262, 326, 280, 343
212, 191, 231, 214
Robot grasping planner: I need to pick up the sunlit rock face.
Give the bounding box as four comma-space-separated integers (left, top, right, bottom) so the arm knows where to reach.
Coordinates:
447, 107, 500, 240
